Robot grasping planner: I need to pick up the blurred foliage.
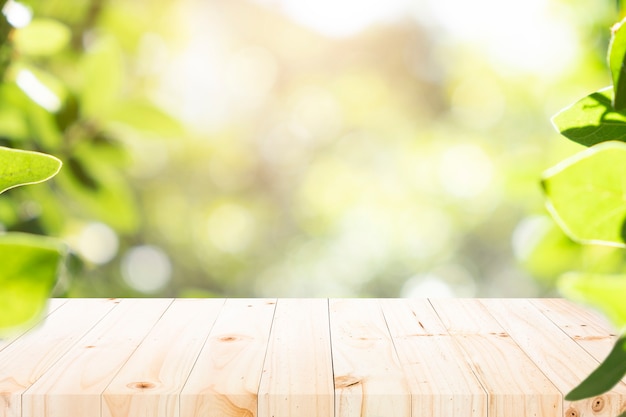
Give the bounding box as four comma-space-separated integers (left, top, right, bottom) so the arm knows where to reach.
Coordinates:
0, 232, 64, 335
541, 14, 626, 401
0, 3, 65, 335
0, 0, 620, 298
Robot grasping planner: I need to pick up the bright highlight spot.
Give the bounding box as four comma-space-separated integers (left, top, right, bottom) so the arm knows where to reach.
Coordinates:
76, 222, 119, 265
512, 215, 553, 261
402, 265, 476, 297
279, 0, 411, 37
16, 70, 61, 112
427, 0, 579, 75
2, 0, 32, 28
402, 274, 454, 298
439, 144, 494, 198
122, 245, 172, 293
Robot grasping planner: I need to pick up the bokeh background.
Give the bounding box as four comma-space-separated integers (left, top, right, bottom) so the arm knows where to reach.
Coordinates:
1, 0, 623, 298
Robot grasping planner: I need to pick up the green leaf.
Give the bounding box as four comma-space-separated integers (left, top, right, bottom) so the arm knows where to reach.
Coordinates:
0, 81, 64, 147
0, 146, 62, 194
565, 336, 626, 400
542, 141, 626, 246
13, 19, 71, 56
558, 272, 626, 328
552, 88, 626, 147
610, 18, 626, 110
55, 154, 138, 233
0, 233, 65, 335
107, 101, 184, 137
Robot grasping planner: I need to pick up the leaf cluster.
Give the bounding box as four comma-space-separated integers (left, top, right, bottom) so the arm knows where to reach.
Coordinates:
0, 0, 182, 332
543, 15, 626, 403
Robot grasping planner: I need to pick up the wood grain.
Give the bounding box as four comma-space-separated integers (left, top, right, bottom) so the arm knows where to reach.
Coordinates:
102, 298, 224, 417
258, 299, 334, 417
0, 298, 68, 353
380, 299, 487, 417
430, 299, 562, 417
531, 298, 618, 362
21, 298, 173, 417
329, 299, 410, 417
0, 298, 118, 417
1, 298, 625, 417
482, 298, 626, 417
180, 298, 276, 417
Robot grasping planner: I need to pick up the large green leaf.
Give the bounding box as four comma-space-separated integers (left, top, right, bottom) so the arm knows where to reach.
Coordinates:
565, 336, 626, 401
551, 88, 626, 147
0, 233, 65, 335
559, 272, 626, 328
542, 141, 626, 246
0, 146, 62, 194
610, 18, 626, 111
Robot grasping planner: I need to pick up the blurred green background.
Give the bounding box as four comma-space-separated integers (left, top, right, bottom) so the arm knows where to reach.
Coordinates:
0, 0, 622, 298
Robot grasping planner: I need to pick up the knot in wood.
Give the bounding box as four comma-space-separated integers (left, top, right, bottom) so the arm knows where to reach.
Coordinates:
592, 397, 605, 412
564, 407, 579, 417
335, 375, 361, 389
128, 381, 156, 390
218, 335, 239, 342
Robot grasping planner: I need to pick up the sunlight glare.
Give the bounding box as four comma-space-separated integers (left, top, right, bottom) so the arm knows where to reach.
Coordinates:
2, 0, 32, 28
427, 0, 579, 75
16, 69, 61, 112
278, 0, 411, 37
76, 222, 119, 265
122, 245, 172, 293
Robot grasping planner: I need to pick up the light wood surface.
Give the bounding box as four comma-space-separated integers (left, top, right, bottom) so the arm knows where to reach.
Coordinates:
0, 298, 625, 417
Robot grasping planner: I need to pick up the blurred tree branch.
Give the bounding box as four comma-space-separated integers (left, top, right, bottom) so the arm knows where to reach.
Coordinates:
0, 0, 12, 80
71, 0, 106, 50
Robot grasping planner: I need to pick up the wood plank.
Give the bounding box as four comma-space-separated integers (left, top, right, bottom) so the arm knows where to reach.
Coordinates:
429, 299, 562, 417
531, 299, 619, 362
0, 298, 68, 353
258, 299, 333, 417
482, 298, 626, 417
180, 298, 276, 417
0, 298, 118, 417
329, 299, 410, 417
21, 298, 173, 417
102, 298, 225, 417
380, 299, 487, 417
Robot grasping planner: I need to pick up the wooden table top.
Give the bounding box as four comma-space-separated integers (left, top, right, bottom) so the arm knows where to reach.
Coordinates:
0, 298, 624, 417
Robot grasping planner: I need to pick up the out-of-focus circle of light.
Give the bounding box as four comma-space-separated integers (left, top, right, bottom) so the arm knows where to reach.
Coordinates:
402, 274, 455, 298
76, 222, 119, 265
207, 203, 255, 254
511, 215, 553, 261
2, 0, 32, 28
438, 144, 494, 198
277, 0, 412, 37
402, 265, 476, 298
121, 245, 172, 293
